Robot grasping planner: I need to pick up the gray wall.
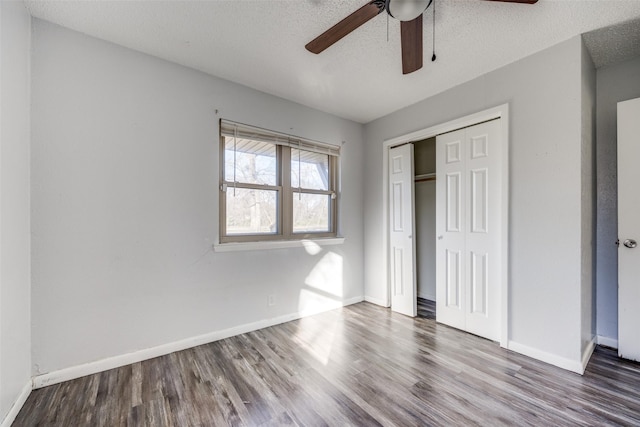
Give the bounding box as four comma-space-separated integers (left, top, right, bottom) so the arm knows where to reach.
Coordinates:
31, 20, 365, 375
580, 41, 596, 356
0, 0, 32, 422
364, 36, 590, 365
595, 55, 640, 344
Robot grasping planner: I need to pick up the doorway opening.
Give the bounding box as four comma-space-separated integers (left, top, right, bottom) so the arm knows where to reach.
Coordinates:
414, 137, 437, 318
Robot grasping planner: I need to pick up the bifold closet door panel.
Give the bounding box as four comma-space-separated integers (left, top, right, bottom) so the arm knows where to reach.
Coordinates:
389, 143, 417, 317
436, 128, 466, 331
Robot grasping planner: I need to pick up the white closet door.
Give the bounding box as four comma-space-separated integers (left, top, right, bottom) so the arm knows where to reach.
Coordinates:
464, 120, 501, 340
389, 144, 417, 317
436, 120, 502, 342
435, 128, 467, 331
618, 97, 640, 362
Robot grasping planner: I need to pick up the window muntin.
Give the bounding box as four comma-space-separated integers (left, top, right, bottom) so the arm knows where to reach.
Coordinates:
220, 120, 339, 243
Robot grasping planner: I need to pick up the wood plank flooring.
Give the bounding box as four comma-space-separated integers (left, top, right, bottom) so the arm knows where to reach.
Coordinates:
15, 300, 640, 426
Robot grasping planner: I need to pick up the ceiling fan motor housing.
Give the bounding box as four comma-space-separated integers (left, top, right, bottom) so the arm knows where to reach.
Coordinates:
386, 0, 431, 21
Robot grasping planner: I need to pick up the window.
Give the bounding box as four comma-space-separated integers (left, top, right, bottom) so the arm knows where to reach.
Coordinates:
219, 120, 339, 243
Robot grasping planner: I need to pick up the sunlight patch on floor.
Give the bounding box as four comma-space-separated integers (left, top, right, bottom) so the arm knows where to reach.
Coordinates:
293, 312, 341, 366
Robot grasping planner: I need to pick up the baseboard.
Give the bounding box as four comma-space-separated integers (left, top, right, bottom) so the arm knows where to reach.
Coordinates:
33, 296, 364, 389
507, 340, 584, 374
364, 295, 389, 307
596, 335, 618, 349
0, 381, 32, 427
581, 337, 596, 373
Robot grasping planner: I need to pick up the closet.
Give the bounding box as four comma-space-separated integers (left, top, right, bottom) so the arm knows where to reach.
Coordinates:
387, 106, 507, 345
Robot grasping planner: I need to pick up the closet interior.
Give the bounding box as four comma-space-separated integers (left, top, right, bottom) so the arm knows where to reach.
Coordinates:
413, 137, 436, 306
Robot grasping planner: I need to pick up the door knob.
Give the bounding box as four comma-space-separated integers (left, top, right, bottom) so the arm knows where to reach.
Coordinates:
623, 239, 637, 248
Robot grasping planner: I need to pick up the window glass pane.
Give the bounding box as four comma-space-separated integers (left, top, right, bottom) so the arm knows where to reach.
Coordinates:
291, 149, 329, 191
293, 192, 330, 233
225, 138, 276, 186
226, 188, 278, 235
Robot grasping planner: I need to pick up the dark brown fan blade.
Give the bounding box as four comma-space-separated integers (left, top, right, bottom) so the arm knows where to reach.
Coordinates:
401, 14, 423, 75
482, 0, 538, 3
305, 1, 385, 54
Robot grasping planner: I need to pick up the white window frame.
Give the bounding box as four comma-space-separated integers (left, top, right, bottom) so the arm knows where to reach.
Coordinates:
218, 120, 340, 244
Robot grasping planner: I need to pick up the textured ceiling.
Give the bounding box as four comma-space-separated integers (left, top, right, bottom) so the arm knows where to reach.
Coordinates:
583, 17, 640, 68
24, 0, 640, 123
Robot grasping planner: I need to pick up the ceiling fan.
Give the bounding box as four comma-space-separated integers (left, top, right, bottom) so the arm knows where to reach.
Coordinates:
306, 0, 538, 75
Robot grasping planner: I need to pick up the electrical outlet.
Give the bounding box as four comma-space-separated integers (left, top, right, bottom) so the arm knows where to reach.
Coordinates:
268, 294, 276, 307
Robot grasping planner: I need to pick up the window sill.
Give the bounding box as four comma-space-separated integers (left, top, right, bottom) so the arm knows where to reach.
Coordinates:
213, 237, 345, 253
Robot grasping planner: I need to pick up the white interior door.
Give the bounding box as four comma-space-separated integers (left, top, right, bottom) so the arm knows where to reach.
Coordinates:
618, 97, 640, 362
436, 120, 502, 341
389, 144, 417, 317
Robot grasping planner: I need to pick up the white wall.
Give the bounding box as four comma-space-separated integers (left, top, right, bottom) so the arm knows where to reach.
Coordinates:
364, 37, 590, 367
31, 20, 365, 375
0, 0, 32, 423
595, 55, 640, 345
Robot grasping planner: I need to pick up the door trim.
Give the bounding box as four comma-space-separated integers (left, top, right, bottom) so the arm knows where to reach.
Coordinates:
382, 104, 510, 348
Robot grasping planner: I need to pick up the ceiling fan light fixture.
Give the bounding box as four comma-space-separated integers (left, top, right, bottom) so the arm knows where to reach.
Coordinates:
305, 0, 538, 75
387, 0, 431, 21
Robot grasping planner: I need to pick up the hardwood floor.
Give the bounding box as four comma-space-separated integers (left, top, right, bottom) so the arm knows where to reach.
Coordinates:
15, 301, 640, 426
417, 297, 435, 320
